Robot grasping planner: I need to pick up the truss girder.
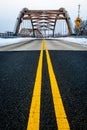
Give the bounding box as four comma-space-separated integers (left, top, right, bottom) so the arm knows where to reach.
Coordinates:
14, 8, 73, 37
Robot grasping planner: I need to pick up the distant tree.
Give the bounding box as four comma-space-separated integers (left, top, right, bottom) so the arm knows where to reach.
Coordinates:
74, 20, 87, 35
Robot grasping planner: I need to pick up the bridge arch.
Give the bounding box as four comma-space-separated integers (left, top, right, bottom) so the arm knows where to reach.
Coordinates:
14, 8, 73, 37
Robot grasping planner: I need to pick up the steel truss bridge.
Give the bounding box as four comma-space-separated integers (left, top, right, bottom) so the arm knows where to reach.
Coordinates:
14, 8, 73, 38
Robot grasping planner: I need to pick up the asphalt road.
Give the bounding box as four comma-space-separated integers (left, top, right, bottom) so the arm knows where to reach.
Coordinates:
49, 50, 87, 129
0, 39, 87, 130
0, 39, 87, 51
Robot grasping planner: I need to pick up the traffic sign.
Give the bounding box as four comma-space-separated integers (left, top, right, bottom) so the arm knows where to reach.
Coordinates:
76, 24, 80, 29
75, 17, 82, 25
75, 17, 82, 29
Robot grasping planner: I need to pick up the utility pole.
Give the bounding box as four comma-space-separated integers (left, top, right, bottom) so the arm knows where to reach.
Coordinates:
78, 4, 80, 18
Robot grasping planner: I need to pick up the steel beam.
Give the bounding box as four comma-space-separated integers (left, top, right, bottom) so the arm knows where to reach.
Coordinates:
15, 8, 73, 37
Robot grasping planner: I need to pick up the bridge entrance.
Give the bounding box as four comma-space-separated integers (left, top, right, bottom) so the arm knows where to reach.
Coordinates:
14, 8, 73, 38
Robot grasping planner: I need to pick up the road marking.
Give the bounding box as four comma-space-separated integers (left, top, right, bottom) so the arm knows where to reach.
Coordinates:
45, 40, 70, 130
27, 41, 44, 130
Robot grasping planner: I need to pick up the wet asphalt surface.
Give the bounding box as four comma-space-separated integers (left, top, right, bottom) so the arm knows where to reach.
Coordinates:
0, 50, 87, 130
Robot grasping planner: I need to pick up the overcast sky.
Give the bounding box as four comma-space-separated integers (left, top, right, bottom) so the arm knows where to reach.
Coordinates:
0, 0, 87, 33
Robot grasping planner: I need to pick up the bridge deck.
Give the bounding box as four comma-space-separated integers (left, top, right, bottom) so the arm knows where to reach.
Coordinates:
0, 40, 87, 130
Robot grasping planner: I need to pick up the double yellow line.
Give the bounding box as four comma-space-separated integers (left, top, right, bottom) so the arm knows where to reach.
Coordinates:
27, 40, 70, 130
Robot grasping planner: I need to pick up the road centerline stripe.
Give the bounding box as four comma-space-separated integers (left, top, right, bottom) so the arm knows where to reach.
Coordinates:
45, 40, 70, 130
26, 41, 44, 130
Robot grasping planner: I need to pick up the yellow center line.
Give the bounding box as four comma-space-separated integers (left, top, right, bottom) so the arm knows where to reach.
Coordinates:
26, 41, 44, 130
44, 40, 70, 130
